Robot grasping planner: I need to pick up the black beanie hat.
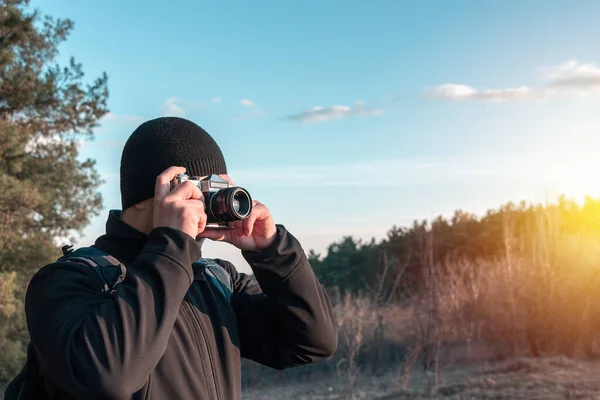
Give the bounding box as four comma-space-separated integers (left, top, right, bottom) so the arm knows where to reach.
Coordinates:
120, 116, 227, 210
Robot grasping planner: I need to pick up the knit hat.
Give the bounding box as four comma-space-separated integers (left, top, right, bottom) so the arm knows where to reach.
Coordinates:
120, 117, 227, 210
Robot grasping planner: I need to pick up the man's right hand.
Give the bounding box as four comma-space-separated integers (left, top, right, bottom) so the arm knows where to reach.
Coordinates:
153, 166, 207, 239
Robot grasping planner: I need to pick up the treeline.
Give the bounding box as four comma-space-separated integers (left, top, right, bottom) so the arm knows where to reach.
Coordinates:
310, 196, 600, 302
0, 0, 109, 388
242, 196, 600, 392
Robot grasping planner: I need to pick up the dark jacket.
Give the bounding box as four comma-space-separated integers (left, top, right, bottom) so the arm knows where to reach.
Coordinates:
6, 210, 337, 400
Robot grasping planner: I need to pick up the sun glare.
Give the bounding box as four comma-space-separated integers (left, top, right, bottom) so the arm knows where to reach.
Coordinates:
533, 147, 600, 204
553, 158, 600, 201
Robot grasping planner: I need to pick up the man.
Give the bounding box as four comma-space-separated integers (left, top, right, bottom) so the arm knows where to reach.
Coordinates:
6, 117, 337, 399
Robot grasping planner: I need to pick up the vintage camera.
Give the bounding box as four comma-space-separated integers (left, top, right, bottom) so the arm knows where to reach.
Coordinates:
170, 174, 253, 229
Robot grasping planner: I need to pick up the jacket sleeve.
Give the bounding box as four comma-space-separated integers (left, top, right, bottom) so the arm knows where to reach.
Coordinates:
227, 224, 338, 370
25, 227, 201, 399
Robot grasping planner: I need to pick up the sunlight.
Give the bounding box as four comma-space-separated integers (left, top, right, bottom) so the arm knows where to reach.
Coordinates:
541, 152, 600, 202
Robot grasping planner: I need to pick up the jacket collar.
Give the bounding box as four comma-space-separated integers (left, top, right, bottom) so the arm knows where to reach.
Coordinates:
93, 210, 206, 265
93, 210, 149, 264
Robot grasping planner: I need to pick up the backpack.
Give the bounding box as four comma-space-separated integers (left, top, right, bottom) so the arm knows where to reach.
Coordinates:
58, 244, 234, 302
58, 245, 127, 295
4, 245, 234, 400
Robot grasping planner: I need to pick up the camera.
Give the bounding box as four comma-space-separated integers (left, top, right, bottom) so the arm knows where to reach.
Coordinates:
170, 174, 253, 229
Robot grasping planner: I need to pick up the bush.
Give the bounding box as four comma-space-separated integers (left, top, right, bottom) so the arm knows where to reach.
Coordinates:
418, 204, 600, 360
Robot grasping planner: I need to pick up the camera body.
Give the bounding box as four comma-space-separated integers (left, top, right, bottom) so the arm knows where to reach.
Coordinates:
170, 174, 253, 229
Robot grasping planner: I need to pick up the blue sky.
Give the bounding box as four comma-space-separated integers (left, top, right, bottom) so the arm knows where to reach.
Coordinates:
32, 0, 600, 272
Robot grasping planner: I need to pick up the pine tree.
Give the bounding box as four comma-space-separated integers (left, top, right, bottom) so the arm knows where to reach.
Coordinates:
0, 0, 109, 385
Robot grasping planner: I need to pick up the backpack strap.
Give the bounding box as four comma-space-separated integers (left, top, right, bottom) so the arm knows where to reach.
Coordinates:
193, 258, 233, 303
58, 246, 231, 303
58, 246, 126, 295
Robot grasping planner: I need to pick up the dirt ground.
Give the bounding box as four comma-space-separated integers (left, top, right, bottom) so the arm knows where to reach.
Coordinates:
3, 356, 598, 399
242, 357, 600, 399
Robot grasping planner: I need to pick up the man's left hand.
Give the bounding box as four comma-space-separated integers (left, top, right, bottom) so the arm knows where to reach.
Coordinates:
197, 175, 277, 252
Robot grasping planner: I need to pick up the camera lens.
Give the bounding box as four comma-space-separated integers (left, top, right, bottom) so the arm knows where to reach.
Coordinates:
209, 187, 252, 222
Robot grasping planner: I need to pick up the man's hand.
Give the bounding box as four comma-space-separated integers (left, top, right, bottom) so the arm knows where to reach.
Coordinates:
153, 166, 208, 239
198, 175, 277, 252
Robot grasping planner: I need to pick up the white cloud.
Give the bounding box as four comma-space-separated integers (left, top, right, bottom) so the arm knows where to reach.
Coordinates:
285, 101, 384, 123
427, 84, 476, 100
212, 96, 222, 104
240, 99, 256, 107
294, 105, 351, 122
428, 60, 600, 102
428, 84, 536, 102
162, 97, 205, 117
540, 60, 600, 93
100, 113, 144, 123
541, 60, 600, 82
102, 112, 118, 120
163, 97, 187, 117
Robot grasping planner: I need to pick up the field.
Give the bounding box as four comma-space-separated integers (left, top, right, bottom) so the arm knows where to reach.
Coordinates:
242, 356, 600, 399
241, 202, 600, 399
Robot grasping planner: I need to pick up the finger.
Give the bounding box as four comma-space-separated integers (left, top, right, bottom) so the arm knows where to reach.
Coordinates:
242, 202, 261, 236
155, 166, 187, 201
218, 174, 236, 186
197, 229, 231, 242
173, 198, 206, 218
230, 220, 245, 237
166, 180, 203, 202
195, 201, 207, 226
197, 212, 207, 233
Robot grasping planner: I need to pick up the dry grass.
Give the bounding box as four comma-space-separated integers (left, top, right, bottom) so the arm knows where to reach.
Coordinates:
418, 206, 600, 360
242, 203, 600, 398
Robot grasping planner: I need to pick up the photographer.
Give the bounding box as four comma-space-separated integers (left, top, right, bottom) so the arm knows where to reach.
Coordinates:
5, 117, 337, 400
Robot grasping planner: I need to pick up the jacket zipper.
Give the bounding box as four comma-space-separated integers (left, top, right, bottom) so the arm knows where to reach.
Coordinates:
183, 300, 220, 400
